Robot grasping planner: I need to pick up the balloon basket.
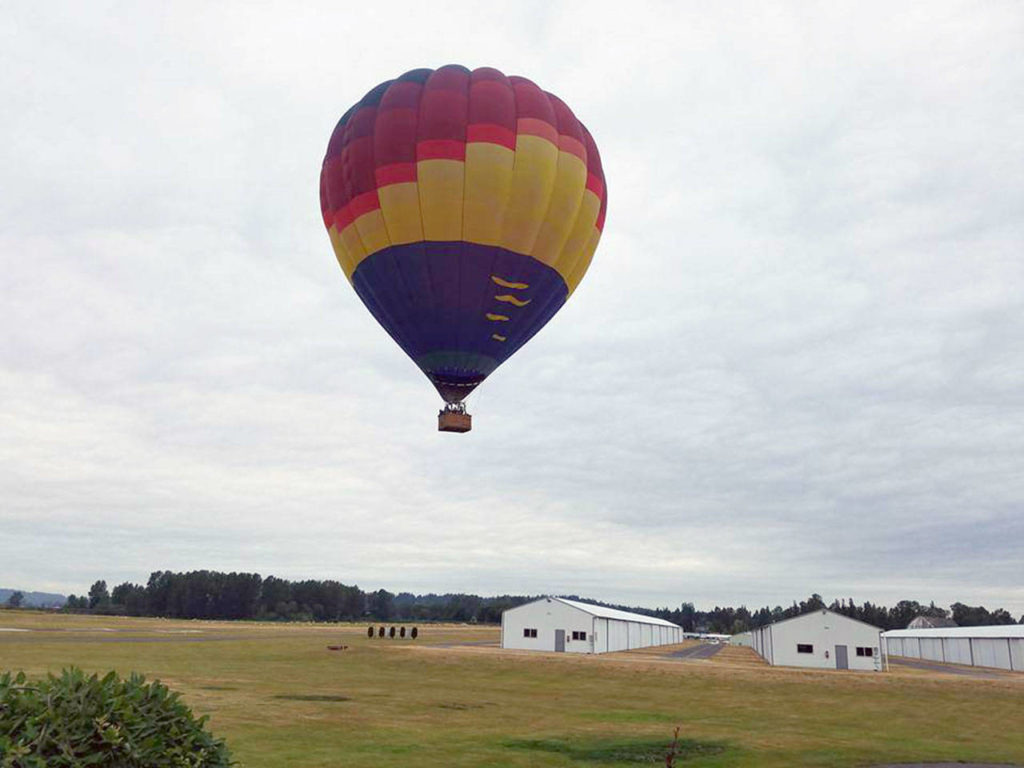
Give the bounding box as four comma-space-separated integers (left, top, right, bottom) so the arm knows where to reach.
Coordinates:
438, 404, 472, 433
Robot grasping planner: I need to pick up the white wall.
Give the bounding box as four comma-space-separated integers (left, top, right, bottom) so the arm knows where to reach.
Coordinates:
752, 610, 882, 671
501, 599, 684, 655
974, 639, 1011, 669
628, 622, 642, 649
882, 633, 1024, 672
501, 598, 594, 654
604, 617, 682, 653
944, 638, 972, 666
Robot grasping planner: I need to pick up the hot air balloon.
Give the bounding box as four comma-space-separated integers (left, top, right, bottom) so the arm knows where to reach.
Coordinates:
319, 65, 607, 432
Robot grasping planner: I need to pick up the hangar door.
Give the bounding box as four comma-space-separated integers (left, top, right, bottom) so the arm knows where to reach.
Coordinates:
835, 645, 849, 669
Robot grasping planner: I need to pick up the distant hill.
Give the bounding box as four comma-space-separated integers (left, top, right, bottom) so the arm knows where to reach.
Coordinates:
0, 588, 66, 608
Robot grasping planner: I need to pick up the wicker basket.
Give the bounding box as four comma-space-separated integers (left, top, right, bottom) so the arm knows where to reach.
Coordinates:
438, 410, 472, 433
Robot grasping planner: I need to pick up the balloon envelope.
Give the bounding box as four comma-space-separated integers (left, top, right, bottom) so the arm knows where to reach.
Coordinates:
320, 65, 607, 403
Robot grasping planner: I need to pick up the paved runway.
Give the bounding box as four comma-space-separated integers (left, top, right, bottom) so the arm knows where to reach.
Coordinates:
666, 643, 724, 660
888, 657, 1013, 680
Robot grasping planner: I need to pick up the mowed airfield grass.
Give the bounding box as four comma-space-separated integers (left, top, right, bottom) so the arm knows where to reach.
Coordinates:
1, 610, 1022, 767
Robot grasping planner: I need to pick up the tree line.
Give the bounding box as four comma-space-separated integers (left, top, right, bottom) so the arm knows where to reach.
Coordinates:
61, 571, 528, 624
57, 570, 1024, 630
641, 594, 1022, 634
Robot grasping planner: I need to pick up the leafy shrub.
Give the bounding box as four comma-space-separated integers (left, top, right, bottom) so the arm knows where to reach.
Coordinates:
0, 667, 233, 767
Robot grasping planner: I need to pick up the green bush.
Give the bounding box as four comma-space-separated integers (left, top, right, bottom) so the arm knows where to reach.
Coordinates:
0, 667, 233, 767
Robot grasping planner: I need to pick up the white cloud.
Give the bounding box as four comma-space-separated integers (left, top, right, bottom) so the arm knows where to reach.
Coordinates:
1, 1, 1022, 615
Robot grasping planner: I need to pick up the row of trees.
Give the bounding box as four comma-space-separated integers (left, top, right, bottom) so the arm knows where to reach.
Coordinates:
62, 571, 529, 623
66, 572, 363, 622
59, 571, 1024, 630
625, 594, 1021, 633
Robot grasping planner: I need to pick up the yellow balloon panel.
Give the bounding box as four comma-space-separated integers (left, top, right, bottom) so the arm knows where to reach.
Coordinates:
463, 143, 514, 246
531, 151, 587, 268
499, 135, 559, 256
378, 182, 424, 245
418, 159, 464, 241
552, 190, 601, 288
568, 226, 602, 296
327, 226, 355, 284
354, 208, 391, 257
338, 222, 368, 280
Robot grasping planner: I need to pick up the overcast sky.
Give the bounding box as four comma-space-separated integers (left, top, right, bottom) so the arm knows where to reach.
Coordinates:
2, 1, 1022, 615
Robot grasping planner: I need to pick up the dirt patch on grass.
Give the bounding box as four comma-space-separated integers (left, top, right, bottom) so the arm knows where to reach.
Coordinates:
502, 736, 727, 763
273, 694, 351, 703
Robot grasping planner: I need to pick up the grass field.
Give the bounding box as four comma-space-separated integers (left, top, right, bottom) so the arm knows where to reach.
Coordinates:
2, 609, 1022, 767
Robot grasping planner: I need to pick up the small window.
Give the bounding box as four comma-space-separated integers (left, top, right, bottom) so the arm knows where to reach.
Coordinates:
856, 646, 873, 657
523, 628, 537, 638
571, 631, 587, 641
796, 644, 813, 654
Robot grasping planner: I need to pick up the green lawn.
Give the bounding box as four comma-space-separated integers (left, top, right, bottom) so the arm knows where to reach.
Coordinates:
1, 609, 1022, 766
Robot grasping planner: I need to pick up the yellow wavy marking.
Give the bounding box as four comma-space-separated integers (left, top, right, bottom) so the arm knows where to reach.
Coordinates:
491, 334, 507, 342
485, 313, 510, 322
494, 294, 531, 307
491, 275, 529, 290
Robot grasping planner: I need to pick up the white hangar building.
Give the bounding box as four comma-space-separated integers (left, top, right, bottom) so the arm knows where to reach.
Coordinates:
750, 609, 883, 671
501, 596, 683, 654
730, 631, 753, 647
882, 625, 1024, 672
